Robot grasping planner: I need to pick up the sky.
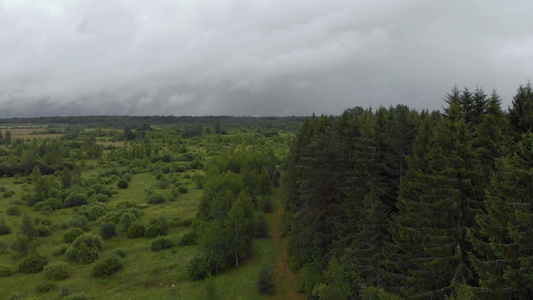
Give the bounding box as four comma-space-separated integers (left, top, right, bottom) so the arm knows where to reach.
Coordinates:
1, 0, 532, 117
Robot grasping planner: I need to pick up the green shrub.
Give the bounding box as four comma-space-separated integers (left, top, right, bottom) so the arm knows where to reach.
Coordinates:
116, 201, 135, 210
93, 193, 109, 203
8, 292, 25, 300
36, 225, 52, 237
186, 254, 212, 281
151, 236, 174, 252
66, 234, 102, 264
144, 217, 169, 238
126, 222, 145, 239
45, 198, 63, 210
169, 217, 193, 227
255, 214, 269, 238
0, 265, 15, 277
257, 265, 275, 294
63, 228, 84, 243
64, 193, 88, 208
71, 215, 90, 231
19, 253, 49, 274
112, 249, 126, 258
44, 261, 70, 281
147, 193, 166, 204
157, 177, 170, 189
92, 255, 123, 278
87, 204, 107, 221
0, 218, 11, 235
0, 240, 9, 254
117, 179, 129, 189
178, 186, 188, 194
179, 231, 199, 246
6, 205, 20, 216
99, 222, 117, 240
35, 281, 58, 293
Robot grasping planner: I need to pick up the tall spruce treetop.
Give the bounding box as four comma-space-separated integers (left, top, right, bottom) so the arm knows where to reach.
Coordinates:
509, 82, 533, 135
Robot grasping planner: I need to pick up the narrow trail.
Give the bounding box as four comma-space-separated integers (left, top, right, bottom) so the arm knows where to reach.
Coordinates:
272, 202, 305, 300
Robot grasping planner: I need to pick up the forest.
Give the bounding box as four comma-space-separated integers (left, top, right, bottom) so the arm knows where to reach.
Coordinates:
283, 82, 533, 299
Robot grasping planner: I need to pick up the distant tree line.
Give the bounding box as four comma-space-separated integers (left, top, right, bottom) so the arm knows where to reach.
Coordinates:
284, 82, 533, 299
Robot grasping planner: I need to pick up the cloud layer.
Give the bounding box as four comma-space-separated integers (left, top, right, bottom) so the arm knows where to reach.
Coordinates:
1, 0, 532, 117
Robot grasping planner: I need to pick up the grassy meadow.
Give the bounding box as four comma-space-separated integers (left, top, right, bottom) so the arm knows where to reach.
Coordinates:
0, 123, 297, 299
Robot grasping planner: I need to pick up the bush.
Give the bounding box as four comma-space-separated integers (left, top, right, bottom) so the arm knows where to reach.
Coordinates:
6, 205, 20, 216
99, 222, 117, 240
0, 218, 11, 235
92, 255, 123, 278
144, 217, 169, 238
87, 204, 107, 221
71, 215, 90, 231
36, 225, 52, 237
257, 265, 276, 295
0, 265, 14, 277
147, 193, 166, 204
169, 217, 193, 227
93, 193, 109, 203
186, 254, 212, 281
44, 261, 70, 281
119, 211, 136, 233
157, 177, 169, 189
0, 240, 9, 254
126, 222, 145, 239
64, 193, 88, 208
35, 281, 57, 293
117, 179, 129, 189
19, 253, 49, 274
151, 236, 174, 252
63, 228, 84, 243
66, 234, 102, 264
255, 214, 269, 238
178, 186, 188, 194
112, 249, 126, 258
179, 231, 199, 246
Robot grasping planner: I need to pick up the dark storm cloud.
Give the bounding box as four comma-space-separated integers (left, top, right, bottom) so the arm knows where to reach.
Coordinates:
1, 0, 532, 117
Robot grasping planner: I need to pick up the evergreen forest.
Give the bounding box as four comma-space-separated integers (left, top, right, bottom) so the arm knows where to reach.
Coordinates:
283, 82, 533, 299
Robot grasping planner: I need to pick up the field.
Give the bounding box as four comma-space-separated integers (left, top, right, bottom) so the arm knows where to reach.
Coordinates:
0, 122, 300, 299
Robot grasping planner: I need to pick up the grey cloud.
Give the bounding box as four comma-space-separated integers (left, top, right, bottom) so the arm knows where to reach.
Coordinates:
1, 0, 532, 117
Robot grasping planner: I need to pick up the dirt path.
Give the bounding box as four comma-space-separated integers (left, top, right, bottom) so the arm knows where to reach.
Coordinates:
272, 202, 305, 300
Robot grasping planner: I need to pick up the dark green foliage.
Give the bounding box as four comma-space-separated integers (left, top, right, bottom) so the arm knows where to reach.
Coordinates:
93, 193, 110, 203
255, 214, 269, 238
156, 177, 169, 189
147, 193, 166, 204
44, 261, 70, 280
118, 211, 136, 232
179, 231, 199, 246
0, 240, 9, 254
36, 225, 52, 237
144, 217, 169, 238
11, 235, 33, 258
64, 192, 88, 208
87, 203, 107, 221
151, 236, 174, 252
178, 185, 188, 194
509, 82, 533, 135
99, 222, 117, 240
186, 254, 213, 280
126, 222, 145, 239
0, 218, 11, 235
92, 255, 123, 278
112, 249, 126, 258
63, 227, 84, 243
8, 292, 25, 300
60, 285, 75, 298
117, 179, 128, 189
35, 281, 58, 293
20, 213, 36, 238
66, 234, 102, 264
19, 253, 49, 273
6, 205, 20, 216
0, 265, 15, 277
257, 265, 275, 295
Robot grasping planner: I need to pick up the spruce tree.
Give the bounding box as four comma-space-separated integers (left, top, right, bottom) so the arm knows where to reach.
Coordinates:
470, 133, 533, 298
509, 82, 533, 135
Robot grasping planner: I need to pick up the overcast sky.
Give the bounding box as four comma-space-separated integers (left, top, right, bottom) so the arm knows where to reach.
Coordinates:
1, 0, 532, 117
